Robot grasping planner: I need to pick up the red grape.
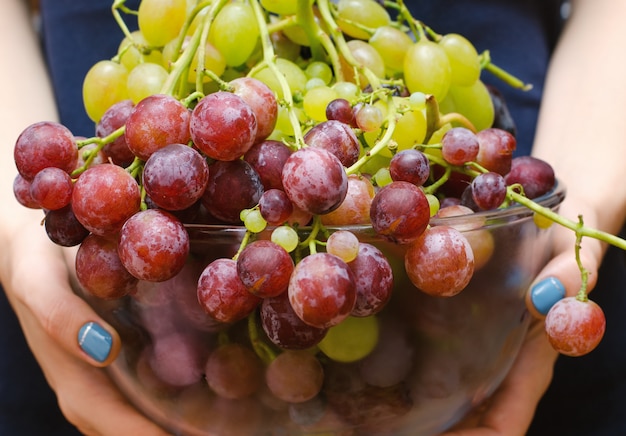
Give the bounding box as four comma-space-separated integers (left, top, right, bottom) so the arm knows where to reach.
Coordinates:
258, 189, 293, 225
475, 127, 516, 175
142, 143, 209, 211
243, 140, 292, 191
72, 164, 141, 236
281, 147, 348, 216
288, 252, 356, 329
205, 343, 263, 399
118, 209, 190, 282
404, 225, 474, 297
236, 240, 294, 298
389, 149, 430, 186
348, 243, 394, 317
265, 350, 324, 403
190, 91, 258, 161
304, 120, 360, 167
29, 167, 73, 210
96, 99, 135, 166
124, 94, 192, 161
369, 181, 430, 244
441, 127, 479, 166
76, 233, 138, 299
504, 156, 556, 199
197, 258, 262, 323
44, 205, 90, 247
230, 77, 278, 142
545, 296, 606, 357
471, 171, 507, 210
14, 121, 77, 180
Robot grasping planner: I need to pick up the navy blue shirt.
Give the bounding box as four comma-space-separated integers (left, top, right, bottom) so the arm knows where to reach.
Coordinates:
1, 0, 624, 434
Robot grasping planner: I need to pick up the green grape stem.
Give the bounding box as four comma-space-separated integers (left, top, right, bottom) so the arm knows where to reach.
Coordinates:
249, 0, 306, 148
248, 310, 277, 365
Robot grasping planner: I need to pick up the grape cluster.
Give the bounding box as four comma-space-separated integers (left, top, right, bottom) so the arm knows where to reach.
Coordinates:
11, 0, 619, 433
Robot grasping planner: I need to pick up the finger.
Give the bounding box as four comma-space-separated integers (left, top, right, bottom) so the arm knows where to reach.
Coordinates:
17, 302, 170, 436
8, 228, 121, 367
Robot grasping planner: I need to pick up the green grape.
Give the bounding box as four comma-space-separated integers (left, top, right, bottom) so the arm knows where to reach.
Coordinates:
340, 39, 385, 88
82, 60, 129, 122
138, 0, 187, 47
372, 167, 392, 187
126, 62, 169, 103
439, 79, 495, 131
118, 30, 163, 71
260, 0, 297, 16
368, 25, 413, 74
336, 0, 391, 40
244, 209, 267, 233
251, 58, 308, 99
355, 103, 384, 132
409, 91, 427, 110
318, 315, 379, 363
332, 81, 360, 102
303, 86, 339, 122
271, 225, 299, 252
404, 39, 452, 102
305, 77, 327, 91
305, 61, 334, 85
426, 194, 440, 216
440, 33, 481, 86
393, 108, 427, 150
209, 1, 259, 67
274, 105, 306, 136
358, 152, 391, 176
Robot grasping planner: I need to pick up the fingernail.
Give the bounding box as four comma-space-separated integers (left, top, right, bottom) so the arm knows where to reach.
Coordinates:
78, 322, 112, 363
529, 277, 566, 316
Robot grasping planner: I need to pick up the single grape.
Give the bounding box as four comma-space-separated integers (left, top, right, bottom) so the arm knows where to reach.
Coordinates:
439, 33, 481, 86
237, 240, 294, 298
326, 230, 360, 263
441, 127, 480, 166
205, 343, 263, 399
258, 189, 293, 225
303, 85, 340, 122
336, 0, 391, 40
138, 0, 187, 47
319, 315, 379, 363
325, 98, 356, 126
270, 226, 300, 253
340, 40, 385, 88
389, 149, 430, 186
76, 233, 138, 299
439, 80, 495, 132
281, 147, 348, 216
201, 159, 264, 224
471, 171, 507, 210
260, 291, 328, 350
44, 205, 90, 247
126, 62, 169, 103
404, 225, 475, 297
348, 243, 394, 317
404, 39, 451, 102
209, 2, 259, 67
146, 332, 206, 388
369, 181, 430, 244
124, 94, 191, 161
230, 77, 278, 142
243, 140, 292, 191
14, 121, 77, 181
95, 99, 136, 166
288, 252, 356, 329
72, 164, 141, 236
304, 120, 360, 167
354, 103, 384, 132
369, 25, 413, 73
190, 91, 258, 161
118, 209, 190, 282
29, 167, 73, 210
13, 174, 39, 209
82, 60, 130, 123
265, 350, 324, 403
142, 143, 209, 211
321, 174, 375, 226
545, 296, 606, 357
197, 258, 262, 323
475, 127, 517, 175
504, 156, 556, 199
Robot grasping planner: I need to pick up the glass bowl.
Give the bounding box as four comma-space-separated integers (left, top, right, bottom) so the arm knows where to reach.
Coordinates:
80, 182, 565, 436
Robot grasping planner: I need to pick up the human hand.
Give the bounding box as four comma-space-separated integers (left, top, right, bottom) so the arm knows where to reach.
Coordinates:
2, 220, 170, 436
440, 201, 605, 436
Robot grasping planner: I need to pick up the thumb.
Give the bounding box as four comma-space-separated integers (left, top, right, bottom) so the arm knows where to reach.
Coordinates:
8, 228, 121, 367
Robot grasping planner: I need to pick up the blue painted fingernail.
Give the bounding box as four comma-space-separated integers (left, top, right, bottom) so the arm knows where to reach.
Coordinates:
529, 277, 566, 315
78, 322, 112, 363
